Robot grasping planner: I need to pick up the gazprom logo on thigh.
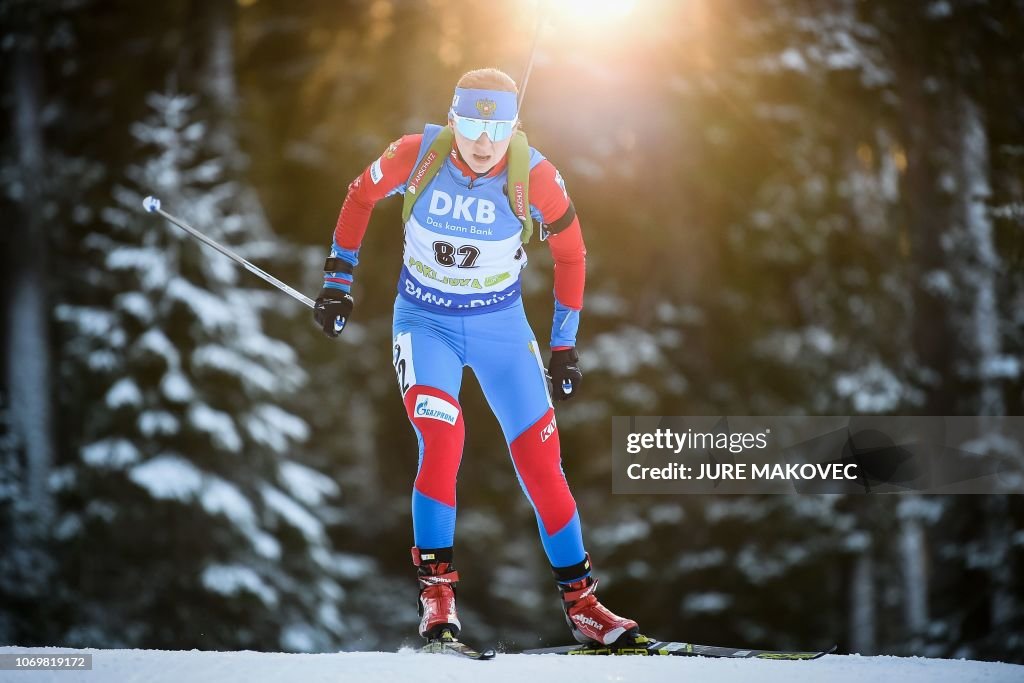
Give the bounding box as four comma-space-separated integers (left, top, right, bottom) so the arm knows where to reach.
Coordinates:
415, 394, 460, 425
428, 190, 496, 224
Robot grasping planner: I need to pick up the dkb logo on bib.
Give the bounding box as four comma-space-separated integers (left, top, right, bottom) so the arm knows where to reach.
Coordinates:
428, 190, 496, 224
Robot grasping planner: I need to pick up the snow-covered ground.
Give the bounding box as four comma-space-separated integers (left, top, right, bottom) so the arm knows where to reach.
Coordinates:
0, 646, 1021, 683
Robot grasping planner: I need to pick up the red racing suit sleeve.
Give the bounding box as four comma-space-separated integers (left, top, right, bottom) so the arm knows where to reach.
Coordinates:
323, 134, 421, 293
529, 158, 586, 349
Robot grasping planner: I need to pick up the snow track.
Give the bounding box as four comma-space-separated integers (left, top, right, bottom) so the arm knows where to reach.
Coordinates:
1, 646, 1021, 683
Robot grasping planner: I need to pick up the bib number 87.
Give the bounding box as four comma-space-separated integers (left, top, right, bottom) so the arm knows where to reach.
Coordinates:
433, 241, 479, 268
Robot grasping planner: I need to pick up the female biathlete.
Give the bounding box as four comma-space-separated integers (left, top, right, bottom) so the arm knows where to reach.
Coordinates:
313, 67, 638, 646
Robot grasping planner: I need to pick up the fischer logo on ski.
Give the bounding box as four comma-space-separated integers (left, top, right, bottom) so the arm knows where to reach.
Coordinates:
522, 635, 837, 659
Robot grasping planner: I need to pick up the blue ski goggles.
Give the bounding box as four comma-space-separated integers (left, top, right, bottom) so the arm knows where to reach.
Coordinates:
449, 110, 518, 142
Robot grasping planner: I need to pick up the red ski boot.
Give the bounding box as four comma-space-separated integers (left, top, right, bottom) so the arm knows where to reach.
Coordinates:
559, 575, 639, 645
412, 547, 461, 639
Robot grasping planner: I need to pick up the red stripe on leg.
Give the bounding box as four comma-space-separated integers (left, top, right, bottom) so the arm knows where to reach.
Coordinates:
509, 409, 577, 535
405, 387, 464, 507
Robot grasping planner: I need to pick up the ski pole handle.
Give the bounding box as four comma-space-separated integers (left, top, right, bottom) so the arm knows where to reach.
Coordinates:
142, 196, 315, 309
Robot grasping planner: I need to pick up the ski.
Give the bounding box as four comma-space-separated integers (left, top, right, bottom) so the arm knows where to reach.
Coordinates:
418, 629, 496, 660
522, 634, 836, 659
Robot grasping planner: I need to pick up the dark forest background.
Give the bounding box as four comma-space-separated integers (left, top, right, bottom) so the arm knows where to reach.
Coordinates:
2, 0, 1023, 662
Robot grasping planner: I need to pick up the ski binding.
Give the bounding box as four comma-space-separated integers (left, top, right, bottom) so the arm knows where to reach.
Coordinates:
418, 628, 496, 660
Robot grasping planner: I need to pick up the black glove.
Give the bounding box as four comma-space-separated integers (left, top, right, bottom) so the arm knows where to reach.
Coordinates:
547, 348, 582, 401
313, 288, 354, 338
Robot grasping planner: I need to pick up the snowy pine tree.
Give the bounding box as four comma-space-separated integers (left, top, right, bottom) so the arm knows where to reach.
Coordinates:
50, 88, 367, 651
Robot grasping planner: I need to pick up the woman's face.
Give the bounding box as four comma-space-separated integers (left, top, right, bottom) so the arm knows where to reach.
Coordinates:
450, 120, 513, 174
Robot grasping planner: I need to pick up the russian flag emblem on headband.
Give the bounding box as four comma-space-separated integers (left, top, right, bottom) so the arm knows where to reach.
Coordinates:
452, 88, 518, 121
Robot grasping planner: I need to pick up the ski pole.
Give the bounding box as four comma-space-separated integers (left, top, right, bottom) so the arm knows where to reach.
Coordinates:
517, 0, 546, 113
141, 195, 315, 309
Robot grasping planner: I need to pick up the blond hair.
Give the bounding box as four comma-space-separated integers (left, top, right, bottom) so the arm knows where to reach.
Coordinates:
457, 68, 518, 93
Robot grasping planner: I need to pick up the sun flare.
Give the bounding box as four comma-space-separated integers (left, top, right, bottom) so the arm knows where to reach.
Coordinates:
546, 0, 638, 28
